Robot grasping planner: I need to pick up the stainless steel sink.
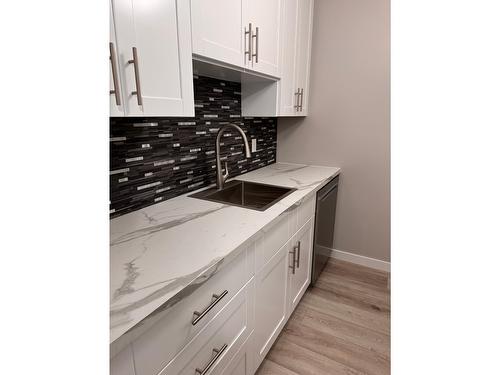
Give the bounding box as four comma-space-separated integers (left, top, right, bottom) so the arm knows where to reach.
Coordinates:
189, 180, 296, 211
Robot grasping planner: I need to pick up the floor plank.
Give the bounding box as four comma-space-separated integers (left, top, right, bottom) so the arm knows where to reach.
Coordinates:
257, 359, 300, 375
256, 259, 390, 375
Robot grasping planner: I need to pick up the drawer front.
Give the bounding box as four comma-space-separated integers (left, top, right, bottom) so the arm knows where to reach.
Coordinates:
165, 280, 254, 375
290, 194, 315, 235
110, 345, 135, 375
133, 244, 254, 375
255, 212, 290, 272
220, 334, 253, 375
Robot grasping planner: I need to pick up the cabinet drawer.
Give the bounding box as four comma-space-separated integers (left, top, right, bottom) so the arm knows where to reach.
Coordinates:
289, 194, 315, 235
220, 333, 253, 375
133, 244, 254, 375
164, 280, 254, 375
255, 212, 290, 272
110, 345, 135, 375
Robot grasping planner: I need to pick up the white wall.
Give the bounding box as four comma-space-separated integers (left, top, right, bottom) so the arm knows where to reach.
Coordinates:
277, 0, 390, 261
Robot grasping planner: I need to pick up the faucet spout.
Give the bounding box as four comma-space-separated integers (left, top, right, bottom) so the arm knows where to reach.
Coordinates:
215, 124, 252, 190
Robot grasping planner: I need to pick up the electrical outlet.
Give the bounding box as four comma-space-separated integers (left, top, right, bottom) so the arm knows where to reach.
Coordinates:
251, 138, 257, 153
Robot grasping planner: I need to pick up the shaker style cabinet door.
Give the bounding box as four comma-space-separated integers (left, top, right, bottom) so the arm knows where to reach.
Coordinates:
243, 0, 282, 77
294, 0, 314, 115
287, 219, 313, 316
253, 240, 289, 369
277, 0, 314, 116
278, 0, 299, 115
111, 0, 194, 117
191, 0, 246, 68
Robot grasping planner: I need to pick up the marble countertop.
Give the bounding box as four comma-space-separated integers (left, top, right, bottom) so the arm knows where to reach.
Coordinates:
110, 162, 340, 345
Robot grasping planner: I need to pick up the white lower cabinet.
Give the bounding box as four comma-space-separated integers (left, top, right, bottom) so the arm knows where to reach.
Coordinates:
112, 195, 318, 375
220, 335, 254, 375
287, 218, 314, 317
173, 280, 254, 375
253, 239, 290, 367
132, 245, 253, 375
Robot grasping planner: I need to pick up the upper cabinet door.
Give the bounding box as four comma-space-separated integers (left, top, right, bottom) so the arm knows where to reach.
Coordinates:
277, 0, 299, 116
110, 6, 125, 116
294, 0, 314, 115
111, 0, 194, 117
191, 0, 245, 68
243, 0, 282, 77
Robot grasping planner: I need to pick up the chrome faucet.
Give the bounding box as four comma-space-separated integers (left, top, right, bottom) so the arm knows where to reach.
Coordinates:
215, 124, 252, 190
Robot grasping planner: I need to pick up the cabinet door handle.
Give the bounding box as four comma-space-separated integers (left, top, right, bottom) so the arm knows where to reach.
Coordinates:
294, 89, 300, 110
299, 88, 304, 111
245, 23, 252, 61
128, 47, 143, 106
109, 42, 121, 106
289, 246, 297, 274
252, 26, 259, 63
296, 241, 301, 268
192, 290, 228, 325
195, 344, 228, 375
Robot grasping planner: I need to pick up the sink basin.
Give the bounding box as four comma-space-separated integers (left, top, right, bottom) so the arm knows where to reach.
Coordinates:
189, 180, 296, 211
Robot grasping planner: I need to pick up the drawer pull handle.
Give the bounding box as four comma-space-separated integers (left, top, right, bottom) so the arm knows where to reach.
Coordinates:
192, 290, 228, 325
128, 47, 143, 106
109, 42, 121, 106
299, 88, 304, 111
245, 23, 252, 61
252, 26, 259, 63
195, 343, 228, 375
289, 247, 297, 274
294, 89, 300, 110
296, 241, 301, 268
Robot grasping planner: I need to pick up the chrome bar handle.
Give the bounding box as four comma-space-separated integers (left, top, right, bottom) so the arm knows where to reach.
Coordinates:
299, 88, 304, 111
289, 246, 297, 274
294, 89, 300, 110
296, 241, 301, 268
109, 43, 122, 106
252, 27, 259, 63
128, 47, 143, 106
195, 344, 228, 375
192, 290, 228, 325
245, 23, 252, 61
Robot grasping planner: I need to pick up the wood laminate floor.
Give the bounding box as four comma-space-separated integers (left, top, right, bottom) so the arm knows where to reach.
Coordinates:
256, 259, 390, 375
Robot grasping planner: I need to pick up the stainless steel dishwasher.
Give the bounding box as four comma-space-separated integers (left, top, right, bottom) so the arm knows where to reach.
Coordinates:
311, 175, 339, 285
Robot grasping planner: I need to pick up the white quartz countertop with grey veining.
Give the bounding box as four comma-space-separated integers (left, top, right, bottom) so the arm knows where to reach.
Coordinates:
110, 163, 340, 344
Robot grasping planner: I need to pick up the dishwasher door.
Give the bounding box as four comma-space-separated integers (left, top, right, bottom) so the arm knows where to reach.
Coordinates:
312, 176, 339, 285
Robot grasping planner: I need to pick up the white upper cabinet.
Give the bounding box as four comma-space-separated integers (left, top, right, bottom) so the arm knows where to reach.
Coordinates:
191, 0, 281, 78
294, 0, 314, 115
243, 0, 282, 77
191, 0, 245, 68
277, 0, 299, 116
110, 0, 194, 117
278, 0, 314, 116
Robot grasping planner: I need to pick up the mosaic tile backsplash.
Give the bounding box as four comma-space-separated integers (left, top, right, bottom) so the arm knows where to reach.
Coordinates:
110, 75, 277, 218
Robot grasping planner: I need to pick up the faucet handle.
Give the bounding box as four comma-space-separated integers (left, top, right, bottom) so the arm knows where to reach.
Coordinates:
223, 162, 229, 182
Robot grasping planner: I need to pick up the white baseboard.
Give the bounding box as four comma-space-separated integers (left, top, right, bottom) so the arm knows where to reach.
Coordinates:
329, 249, 391, 272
